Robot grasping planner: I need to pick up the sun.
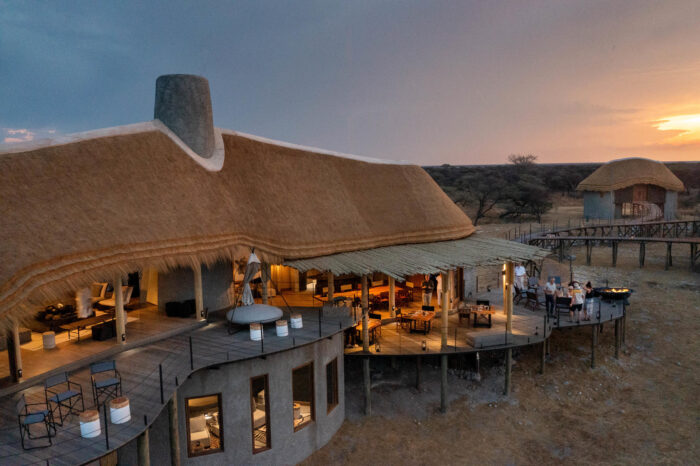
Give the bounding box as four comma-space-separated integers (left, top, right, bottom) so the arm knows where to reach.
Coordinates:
654, 113, 700, 144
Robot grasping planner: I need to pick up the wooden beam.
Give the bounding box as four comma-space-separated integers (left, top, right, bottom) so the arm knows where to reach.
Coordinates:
505, 262, 514, 334
137, 428, 150, 466
193, 264, 204, 320
168, 391, 180, 466
361, 274, 369, 352
441, 272, 448, 347
114, 274, 126, 344
388, 276, 395, 317
327, 271, 334, 303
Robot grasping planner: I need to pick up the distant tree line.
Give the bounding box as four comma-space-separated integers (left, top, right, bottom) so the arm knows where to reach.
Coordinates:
425, 156, 700, 224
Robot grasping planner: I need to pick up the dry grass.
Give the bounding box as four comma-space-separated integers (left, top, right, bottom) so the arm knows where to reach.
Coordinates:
577, 157, 685, 192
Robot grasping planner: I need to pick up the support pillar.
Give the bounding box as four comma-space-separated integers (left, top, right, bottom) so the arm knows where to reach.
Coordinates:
665, 243, 672, 270
504, 348, 512, 396
193, 264, 204, 320
388, 276, 395, 317
614, 319, 621, 359
504, 262, 514, 335
363, 357, 371, 416
540, 338, 546, 374
586, 240, 592, 266
441, 272, 448, 348
591, 324, 597, 369
261, 262, 269, 305
440, 354, 448, 413
137, 428, 150, 466
7, 324, 22, 382
361, 275, 369, 352
114, 274, 126, 344
415, 356, 422, 390
168, 391, 180, 466
639, 241, 646, 268
327, 271, 334, 303
612, 241, 618, 267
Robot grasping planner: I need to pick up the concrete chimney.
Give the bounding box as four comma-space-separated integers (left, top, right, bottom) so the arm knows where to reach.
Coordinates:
154, 74, 215, 158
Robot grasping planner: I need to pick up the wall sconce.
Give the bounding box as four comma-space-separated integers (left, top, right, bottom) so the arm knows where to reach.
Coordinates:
375, 342, 381, 353
17, 369, 22, 378
421, 340, 427, 351
121, 333, 126, 342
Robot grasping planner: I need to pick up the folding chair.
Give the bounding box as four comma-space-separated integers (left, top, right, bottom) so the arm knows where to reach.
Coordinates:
90, 360, 122, 406
45, 372, 84, 426
17, 394, 56, 450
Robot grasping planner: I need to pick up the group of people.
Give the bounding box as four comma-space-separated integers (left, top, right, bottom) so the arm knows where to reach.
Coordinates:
543, 277, 596, 322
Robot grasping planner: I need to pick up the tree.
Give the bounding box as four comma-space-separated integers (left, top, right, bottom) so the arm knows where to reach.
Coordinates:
507, 154, 538, 166
453, 169, 504, 225
499, 173, 552, 222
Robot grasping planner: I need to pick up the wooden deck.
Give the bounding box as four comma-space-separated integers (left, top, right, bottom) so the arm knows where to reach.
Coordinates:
0, 306, 352, 466
345, 293, 626, 357
0, 304, 203, 395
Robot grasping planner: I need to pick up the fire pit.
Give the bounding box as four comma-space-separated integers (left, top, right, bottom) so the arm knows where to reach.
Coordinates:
594, 287, 633, 303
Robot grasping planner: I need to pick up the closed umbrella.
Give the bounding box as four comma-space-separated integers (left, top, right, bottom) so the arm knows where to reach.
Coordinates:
241, 251, 261, 306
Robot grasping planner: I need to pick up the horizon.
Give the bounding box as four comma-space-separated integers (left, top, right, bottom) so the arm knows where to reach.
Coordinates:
2, 1, 700, 164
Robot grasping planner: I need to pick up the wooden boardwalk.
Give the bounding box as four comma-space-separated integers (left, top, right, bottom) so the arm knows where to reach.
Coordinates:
0, 307, 352, 466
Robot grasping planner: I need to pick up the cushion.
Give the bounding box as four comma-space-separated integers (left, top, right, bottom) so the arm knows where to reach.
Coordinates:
49, 389, 80, 403
227, 304, 283, 325
253, 408, 266, 429
95, 377, 119, 389
23, 412, 47, 425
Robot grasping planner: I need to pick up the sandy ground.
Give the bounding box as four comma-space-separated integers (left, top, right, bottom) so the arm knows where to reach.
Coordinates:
304, 228, 699, 465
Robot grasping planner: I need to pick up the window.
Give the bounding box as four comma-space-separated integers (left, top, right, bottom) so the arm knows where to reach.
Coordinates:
292, 362, 315, 431
326, 358, 338, 414
185, 394, 223, 457
250, 375, 270, 453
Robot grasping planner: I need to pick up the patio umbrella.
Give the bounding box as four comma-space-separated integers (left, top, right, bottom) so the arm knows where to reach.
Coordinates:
241, 251, 261, 306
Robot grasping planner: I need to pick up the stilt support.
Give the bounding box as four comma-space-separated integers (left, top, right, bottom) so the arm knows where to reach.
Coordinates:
639, 242, 646, 268
363, 357, 371, 416
591, 325, 597, 369
614, 319, 621, 359
138, 428, 150, 466
540, 339, 546, 374
415, 356, 422, 390
440, 354, 448, 413
612, 241, 618, 267
504, 348, 512, 396
168, 391, 180, 466
665, 242, 672, 270
586, 240, 592, 266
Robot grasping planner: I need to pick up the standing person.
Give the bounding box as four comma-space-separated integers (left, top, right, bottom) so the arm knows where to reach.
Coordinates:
514, 263, 527, 291
436, 273, 443, 307
583, 281, 594, 321
569, 282, 585, 323
544, 277, 557, 316
421, 275, 434, 307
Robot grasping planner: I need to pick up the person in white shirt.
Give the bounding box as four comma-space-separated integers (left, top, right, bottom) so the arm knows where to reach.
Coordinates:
514, 263, 527, 291
544, 277, 557, 316
436, 274, 443, 306
569, 282, 585, 323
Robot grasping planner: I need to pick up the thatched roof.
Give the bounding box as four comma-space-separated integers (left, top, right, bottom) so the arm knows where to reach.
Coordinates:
0, 121, 473, 325
576, 157, 685, 192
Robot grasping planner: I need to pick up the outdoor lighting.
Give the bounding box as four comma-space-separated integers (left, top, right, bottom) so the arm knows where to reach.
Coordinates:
421, 340, 427, 351
121, 333, 126, 342
375, 342, 381, 352
567, 254, 576, 283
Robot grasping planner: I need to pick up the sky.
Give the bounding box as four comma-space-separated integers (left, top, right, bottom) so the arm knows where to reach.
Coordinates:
1, 0, 700, 164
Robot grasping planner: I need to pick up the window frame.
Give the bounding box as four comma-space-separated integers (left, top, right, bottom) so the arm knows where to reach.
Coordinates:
292, 361, 315, 432
250, 374, 271, 454
184, 393, 224, 458
326, 358, 339, 414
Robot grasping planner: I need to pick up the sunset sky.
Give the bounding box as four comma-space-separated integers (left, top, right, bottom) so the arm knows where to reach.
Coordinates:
2, 0, 699, 164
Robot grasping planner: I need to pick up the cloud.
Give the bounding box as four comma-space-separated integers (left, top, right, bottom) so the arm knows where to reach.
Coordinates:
2, 127, 59, 144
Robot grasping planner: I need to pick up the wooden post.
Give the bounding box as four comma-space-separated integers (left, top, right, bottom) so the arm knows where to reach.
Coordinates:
558, 242, 564, 262
440, 354, 448, 413
168, 391, 180, 466
388, 276, 395, 317
415, 356, 421, 390
327, 271, 334, 303
441, 272, 448, 348
261, 262, 268, 305
137, 428, 150, 466
639, 242, 645, 268
114, 274, 126, 344
690, 243, 697, 272
504, 262, 514, 334
612, 241, 618, 267
193, 264, 204, 320
363, 357, 371, 416
7, 325, 22, 382
665, 243, 672, 270
504, 348, 512, 395
614, 319, 621, 359
591, 325, 597, 369
540, 339, 546, 374
586, 240, 592, 266
361, 275, 369, 352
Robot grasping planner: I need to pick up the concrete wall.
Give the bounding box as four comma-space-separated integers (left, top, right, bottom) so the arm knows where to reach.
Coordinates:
158, 260, 233, 313
137, 333, 344, 465
582, 190, 615, 220
664, 191, 678, 220
463, 267, 477, 300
